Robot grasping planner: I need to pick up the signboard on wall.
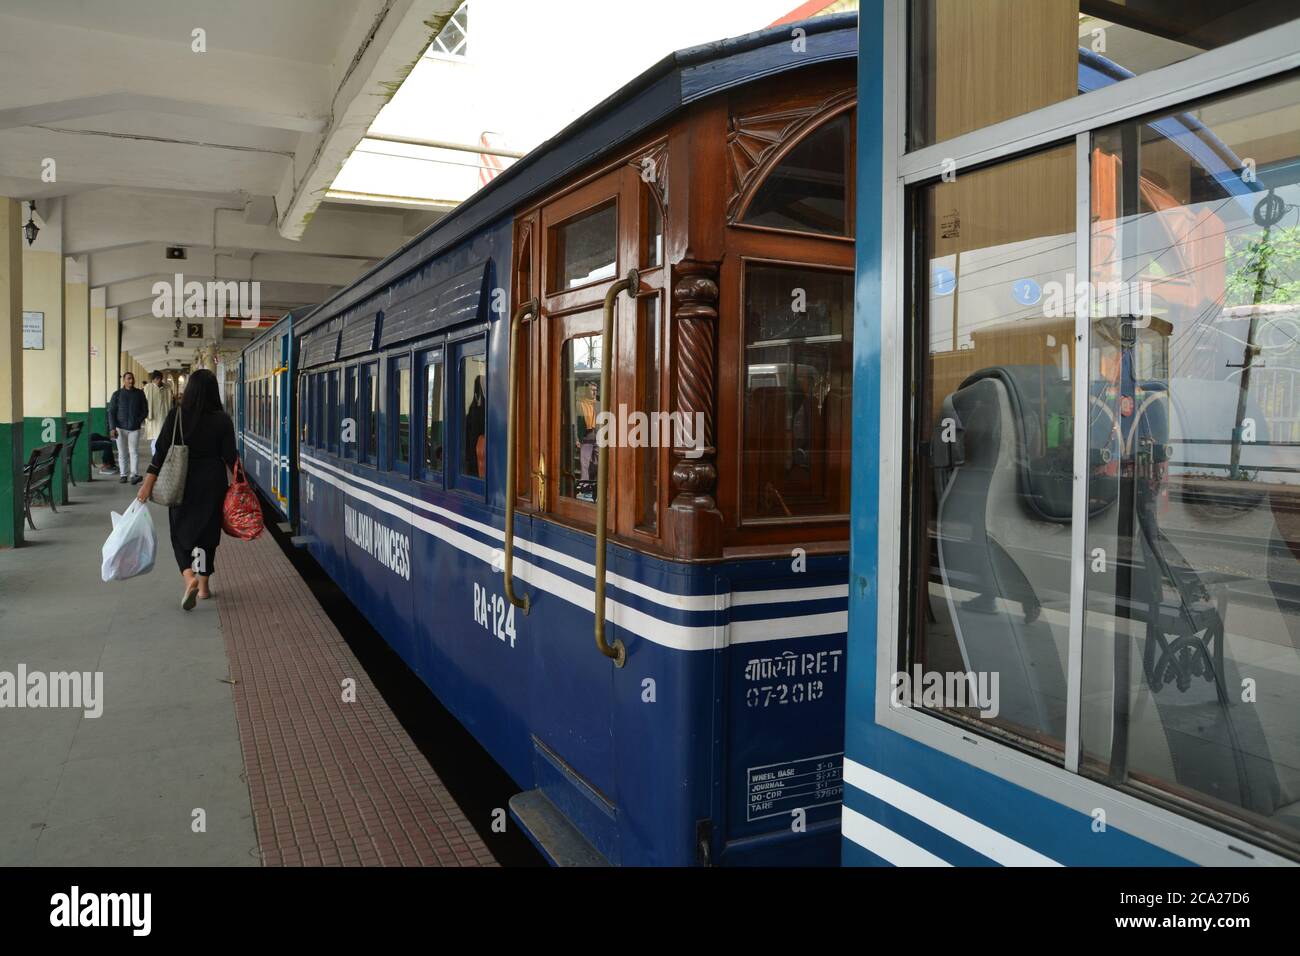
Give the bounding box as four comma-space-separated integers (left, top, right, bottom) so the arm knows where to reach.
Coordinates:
22, 311, 43, 350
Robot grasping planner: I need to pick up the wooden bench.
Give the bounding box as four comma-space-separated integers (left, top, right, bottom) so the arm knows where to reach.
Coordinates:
22, 442, 63, 531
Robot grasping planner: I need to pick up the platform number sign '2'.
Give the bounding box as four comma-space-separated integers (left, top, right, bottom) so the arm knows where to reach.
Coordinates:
473, 582, 517, 647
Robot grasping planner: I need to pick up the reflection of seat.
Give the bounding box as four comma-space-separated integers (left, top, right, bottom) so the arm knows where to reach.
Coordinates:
937, 366, 1296, 826
934, 374, 1068, 738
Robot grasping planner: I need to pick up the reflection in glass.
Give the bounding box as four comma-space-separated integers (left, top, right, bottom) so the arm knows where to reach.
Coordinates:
365, 364, 378, 462
909, 0, 1299, 150
425, 361, 443, 474
742, 264, 853, 520
910, 144, 1076, 752
561, 334, 602, 503
1082, 79, 1300, 843
743, 113, 850, 236
394, 364, 410, 466
637, 298, 661, 531
554, 201, 616, 290
461, 353, 487, 479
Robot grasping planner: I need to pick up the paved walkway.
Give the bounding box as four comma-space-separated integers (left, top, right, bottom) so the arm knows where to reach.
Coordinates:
0, 474, 495, 867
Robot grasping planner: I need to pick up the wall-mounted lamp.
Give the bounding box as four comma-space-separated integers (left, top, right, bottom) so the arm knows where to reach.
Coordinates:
23, 202, 39, 246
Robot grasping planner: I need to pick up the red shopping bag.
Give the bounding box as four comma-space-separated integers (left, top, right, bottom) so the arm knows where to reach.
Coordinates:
222, 459, 264, 540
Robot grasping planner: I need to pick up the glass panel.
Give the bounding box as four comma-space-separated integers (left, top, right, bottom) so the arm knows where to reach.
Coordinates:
328, 370, 340, 452
908, 144, 1076, 753
553, 201, 616, 290
742, 113, 850, 236
742, 264, 853, 520
643, 188, 663, 268
394, 364, 410, 466
637, 298, 661, 531
365, 364, 378, 463
560, 333, 602, 503
1082, 78, 1300, 844
345, 367, 358, 457
461, 353, 487, 479
425, 360, 444, 474
909, 0, 1300, 150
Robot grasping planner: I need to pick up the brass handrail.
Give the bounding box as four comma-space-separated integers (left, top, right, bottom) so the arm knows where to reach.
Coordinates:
504, 296, 538, 613
594, 269, 639, 667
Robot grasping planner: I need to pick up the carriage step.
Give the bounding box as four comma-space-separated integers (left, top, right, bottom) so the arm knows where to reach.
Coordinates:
289, 535, 314, 548
508, 790, 610, 867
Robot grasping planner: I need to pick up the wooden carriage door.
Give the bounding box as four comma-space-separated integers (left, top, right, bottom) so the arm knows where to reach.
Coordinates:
525, 164, 641, 828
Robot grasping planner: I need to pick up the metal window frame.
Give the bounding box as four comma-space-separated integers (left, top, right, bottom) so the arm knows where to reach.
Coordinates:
871, 0, 1300, 866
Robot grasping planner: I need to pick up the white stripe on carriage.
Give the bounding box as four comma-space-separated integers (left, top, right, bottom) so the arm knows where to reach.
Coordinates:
732, 584, 848, 606
243, 434, 273, 462
840, 806, 951, 867
300, 452, 846, 614
299, 458, 843, 652
843, 759, 1061, 867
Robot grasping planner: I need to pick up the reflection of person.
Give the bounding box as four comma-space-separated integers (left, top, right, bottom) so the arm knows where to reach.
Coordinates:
135, 369, 238, 611
463, 375, 485, 478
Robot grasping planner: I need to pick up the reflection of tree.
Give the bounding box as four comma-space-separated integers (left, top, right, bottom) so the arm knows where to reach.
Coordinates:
1225, 202, 1300, 479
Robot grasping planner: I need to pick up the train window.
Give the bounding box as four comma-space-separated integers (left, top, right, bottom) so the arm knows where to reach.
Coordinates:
742, 112, 851, 237
741, 263, 852, 521
1078, 79, 1300, 843
460, 350, 487, 480
421, 352, 444, 479
363, 363, 378, 465
906, 144, 1077, 755
299, 376, 307, 445
391, 356, 412, 472
636, 297, 661, 531
642, 184, 663, 269
907, 0, 1300, 151
344, 366, 358, 457
551, 200, 617, 291
327, 369, 340, 454
560, 333, 602, 504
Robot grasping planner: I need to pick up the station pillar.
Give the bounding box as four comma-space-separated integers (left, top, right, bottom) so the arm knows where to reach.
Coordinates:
65, 254, 91, 485
21, 198, 66, 506
90, 290, 108, 467
0, 199, 24, 547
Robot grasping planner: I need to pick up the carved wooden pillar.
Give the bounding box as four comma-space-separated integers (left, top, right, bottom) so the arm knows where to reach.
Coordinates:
669, 259, 723, 558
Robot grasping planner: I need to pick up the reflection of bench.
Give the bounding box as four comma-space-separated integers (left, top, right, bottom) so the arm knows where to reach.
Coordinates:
23, 443, 63, 531
934, 366, 1295, 823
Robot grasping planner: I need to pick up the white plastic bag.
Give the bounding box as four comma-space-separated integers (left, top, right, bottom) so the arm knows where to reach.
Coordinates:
101, 499, 157, 582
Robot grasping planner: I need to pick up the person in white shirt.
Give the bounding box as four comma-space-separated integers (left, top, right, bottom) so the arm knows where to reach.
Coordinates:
143, 370, 173, 455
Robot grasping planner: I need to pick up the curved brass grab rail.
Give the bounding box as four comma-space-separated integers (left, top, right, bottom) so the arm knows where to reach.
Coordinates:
594, 269, 640, 667
503, 297, 538, 613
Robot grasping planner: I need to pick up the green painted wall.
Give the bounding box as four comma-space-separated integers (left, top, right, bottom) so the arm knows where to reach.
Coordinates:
0, 421, 21, 547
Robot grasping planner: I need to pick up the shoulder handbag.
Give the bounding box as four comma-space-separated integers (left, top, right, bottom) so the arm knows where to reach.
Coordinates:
149, 410, 189, 507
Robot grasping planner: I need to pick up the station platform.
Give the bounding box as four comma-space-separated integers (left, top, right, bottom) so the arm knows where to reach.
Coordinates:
0, 476, 497, 867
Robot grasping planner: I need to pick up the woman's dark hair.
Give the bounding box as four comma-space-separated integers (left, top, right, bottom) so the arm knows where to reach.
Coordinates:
180, 368, 223, 423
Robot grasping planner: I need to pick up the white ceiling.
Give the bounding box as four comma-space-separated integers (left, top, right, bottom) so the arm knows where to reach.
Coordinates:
0, 0, 461, 368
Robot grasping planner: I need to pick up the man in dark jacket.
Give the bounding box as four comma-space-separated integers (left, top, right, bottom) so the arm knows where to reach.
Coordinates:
108, 372, 148, 484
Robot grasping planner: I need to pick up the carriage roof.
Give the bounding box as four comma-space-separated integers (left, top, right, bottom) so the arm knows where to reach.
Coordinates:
294, 11, 858, 336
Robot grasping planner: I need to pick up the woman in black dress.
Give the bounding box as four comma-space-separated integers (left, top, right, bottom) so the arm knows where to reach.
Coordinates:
135, 368, 237, 610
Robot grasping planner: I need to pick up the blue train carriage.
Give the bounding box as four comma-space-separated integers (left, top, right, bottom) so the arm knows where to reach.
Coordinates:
846, 1, 1300, 866
289, 13, 859, 865
236, 310, 302, 526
